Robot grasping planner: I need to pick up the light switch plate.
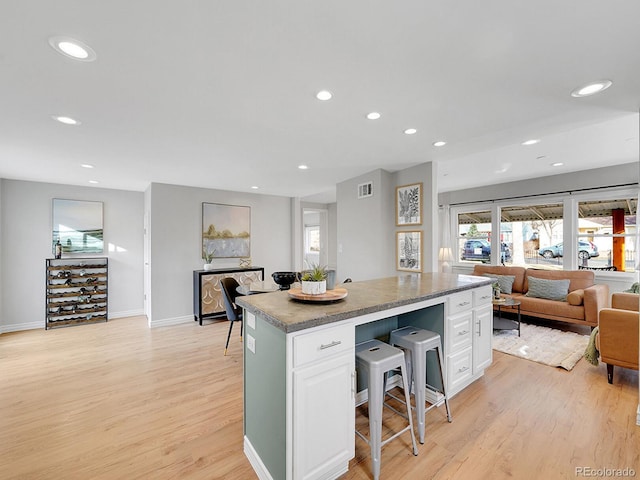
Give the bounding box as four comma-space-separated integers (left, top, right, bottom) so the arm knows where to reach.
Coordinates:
247, 312, 255, 329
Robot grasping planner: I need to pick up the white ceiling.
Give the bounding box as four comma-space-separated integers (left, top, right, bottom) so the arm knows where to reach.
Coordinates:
1, 1, 639, 203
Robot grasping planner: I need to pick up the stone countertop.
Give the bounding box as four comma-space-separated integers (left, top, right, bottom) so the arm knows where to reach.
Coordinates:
236, 273, 492, 334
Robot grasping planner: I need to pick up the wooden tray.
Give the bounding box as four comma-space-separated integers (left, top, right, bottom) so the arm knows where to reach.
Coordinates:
288, 287, 348, 303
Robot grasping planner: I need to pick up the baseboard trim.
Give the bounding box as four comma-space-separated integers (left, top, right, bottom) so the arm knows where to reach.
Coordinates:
0, 310, 147, 335
109, 309, 145, 319
148, 315, 193, 328
244, 436, 274, 480
0, 321, 43, 334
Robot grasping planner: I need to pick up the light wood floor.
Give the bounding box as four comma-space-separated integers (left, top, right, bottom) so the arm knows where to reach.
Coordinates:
1, 316, 638, 479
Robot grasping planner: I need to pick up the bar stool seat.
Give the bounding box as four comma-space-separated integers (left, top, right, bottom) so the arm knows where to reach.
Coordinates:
355, 339, 418, 480
390, 326, 452, 444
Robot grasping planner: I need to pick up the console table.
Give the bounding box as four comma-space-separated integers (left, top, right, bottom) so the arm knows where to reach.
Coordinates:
193, 267, 264, 325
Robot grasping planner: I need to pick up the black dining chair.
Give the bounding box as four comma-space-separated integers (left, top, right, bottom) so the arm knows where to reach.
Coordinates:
220, 277, 243, 356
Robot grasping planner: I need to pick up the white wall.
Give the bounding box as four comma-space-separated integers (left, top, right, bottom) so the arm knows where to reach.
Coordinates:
336, 169, 395, 282
0, 179, 144, 332
394, 162, 438, 273
146, 183, 291, 326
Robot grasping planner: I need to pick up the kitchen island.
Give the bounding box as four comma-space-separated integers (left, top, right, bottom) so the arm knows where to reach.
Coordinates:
237, 273, 493, 480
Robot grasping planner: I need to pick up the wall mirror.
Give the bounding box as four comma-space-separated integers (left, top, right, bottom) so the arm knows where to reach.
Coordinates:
52, 199, 104, 254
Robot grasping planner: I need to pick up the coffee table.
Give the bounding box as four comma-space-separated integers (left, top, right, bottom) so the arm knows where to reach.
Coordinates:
492, 297, 521, 336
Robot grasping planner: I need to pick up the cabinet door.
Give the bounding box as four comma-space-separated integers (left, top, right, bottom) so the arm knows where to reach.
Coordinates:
446, 310, 473, 353
447, 346, 473, 396
473, 304, 493, 374
293, 353, 354, 480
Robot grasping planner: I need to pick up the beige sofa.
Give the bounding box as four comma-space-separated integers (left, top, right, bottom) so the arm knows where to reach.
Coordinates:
472, 265, 609, 328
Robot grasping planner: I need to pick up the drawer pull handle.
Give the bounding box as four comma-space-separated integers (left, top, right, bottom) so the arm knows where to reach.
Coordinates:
481, 295, 491, 300
458, 366, 469, 373
320, 340, 342, 350
458, 301, 470, 307
458, 330, 469, 335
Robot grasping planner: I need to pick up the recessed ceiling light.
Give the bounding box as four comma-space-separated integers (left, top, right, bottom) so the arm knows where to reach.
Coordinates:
316, 90, 332, 101
404, 128, 417, 135
298, 165, 308, 170
433, 141, 446, 147
48, 36, 97, 62
551, 162, 564, 167
251, 185, 259, 189
366, 112, 381, 120
571, 80, 612, 98
522, 139, 540, 146
81, 164, 94, 169
52, 115, 80, 125
88, 180, 99, 184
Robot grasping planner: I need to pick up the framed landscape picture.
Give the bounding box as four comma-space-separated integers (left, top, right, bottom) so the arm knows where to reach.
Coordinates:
396, 182, 422, 226
202, 203, 251, 258
397, 230, 422, 272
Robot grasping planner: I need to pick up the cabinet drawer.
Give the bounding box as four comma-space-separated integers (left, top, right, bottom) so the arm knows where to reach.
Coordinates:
447, 311, 473, 352
447, 346, 473, 392
293, 323, 354, 368
473, 286, 493, 307
448, 291, 473, 315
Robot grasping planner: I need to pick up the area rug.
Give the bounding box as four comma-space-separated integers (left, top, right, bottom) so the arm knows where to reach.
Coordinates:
492, 323, 590, 371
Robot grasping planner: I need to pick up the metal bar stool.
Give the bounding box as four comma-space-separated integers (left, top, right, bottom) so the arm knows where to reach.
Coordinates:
390, 326, 452, 444
355, 339, 418, 480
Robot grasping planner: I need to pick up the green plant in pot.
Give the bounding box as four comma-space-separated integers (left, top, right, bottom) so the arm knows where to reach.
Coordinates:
203, 248, 216, 271
301, 264, 327, 295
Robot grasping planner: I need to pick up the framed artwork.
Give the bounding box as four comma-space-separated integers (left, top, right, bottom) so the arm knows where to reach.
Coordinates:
396, 182, 422, 226
52, 199, 104, 254
397, 231, 422, 272
202, 203, 251, 258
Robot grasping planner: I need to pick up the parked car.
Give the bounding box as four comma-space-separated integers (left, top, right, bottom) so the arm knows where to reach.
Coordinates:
461, 239, 511, 263
538, 240, 599, 259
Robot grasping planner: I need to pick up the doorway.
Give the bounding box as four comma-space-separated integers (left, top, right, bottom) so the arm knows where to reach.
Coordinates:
302, 208, 328, 269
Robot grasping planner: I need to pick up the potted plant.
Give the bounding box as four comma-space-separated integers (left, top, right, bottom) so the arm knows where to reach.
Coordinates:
492, 281, 501, 301
203, 248, 216, 271
301, 264, 327, 295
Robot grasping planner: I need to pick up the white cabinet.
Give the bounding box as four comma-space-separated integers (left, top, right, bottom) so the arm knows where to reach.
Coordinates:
473, 287, 493, 374
445, 286, 493, 396
447, 346, 473, 392
473, 304, 493, 373
291, 323, 355, 480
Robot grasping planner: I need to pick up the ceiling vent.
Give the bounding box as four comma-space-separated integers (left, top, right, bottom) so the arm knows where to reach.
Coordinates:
357, 181, 373, 199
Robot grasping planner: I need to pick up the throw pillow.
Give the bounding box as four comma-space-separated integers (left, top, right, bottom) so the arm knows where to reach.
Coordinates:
525, 277, 570, 301
482, 274, 516, 294
567, 289, 584, 306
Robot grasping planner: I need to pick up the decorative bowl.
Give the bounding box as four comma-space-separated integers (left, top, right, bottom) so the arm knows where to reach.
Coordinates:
271, 271, 298, 290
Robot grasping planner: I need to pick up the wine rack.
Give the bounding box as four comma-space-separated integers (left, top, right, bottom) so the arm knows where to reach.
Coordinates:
46, 257, 108, 329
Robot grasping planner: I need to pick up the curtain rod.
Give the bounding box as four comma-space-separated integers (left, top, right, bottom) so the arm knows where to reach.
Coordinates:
441, 182, 638, 207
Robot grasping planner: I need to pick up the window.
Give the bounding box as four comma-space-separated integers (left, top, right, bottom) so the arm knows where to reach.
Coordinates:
499, 202, 564, 269
577, 197, 637, 272
305, 225, 320, 253
456, 209, 493, 264
449, 189, 639, 274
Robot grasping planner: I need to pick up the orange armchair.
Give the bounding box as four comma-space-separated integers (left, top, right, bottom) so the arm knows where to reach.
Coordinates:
596, 292, 639, 384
